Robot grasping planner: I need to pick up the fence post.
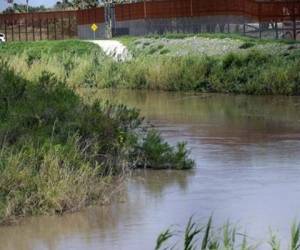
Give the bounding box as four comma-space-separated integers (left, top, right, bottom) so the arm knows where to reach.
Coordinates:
47, 18, 49, 39
11, 18, 14, 41
54, 18, 57, 40
61, 14, 64, 39
4, 20, 7, 41
39, 19, 42, 40
144, 0, 147, 19
292, 2, 296, 40
18, 21, 21, 41
25, 17, 28, 41
68, 14, 71, 38
32, 14, 35, 41
258, 2, 262, 39
275, 21, 278, 39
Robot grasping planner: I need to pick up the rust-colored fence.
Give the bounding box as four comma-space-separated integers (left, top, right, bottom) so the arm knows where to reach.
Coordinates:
77, 7, 104, 25
0, 10, 78, 41
1, 0, 300, 41
114, 0, 300, 22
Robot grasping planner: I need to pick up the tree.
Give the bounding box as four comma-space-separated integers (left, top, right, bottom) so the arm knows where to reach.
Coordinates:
54, 0, 73, 10
2, 3, 47, 13
71, 0, 99, 9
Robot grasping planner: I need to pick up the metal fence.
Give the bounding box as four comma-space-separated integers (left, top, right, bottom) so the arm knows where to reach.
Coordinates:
0, 10, 78, 41
114, 0, 300, 22
0, 0, 300, 41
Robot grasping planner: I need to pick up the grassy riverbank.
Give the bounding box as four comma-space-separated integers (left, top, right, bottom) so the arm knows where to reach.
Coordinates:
0, 63, 193, 224
1, 36, 300, 95
155, 217, 300, 250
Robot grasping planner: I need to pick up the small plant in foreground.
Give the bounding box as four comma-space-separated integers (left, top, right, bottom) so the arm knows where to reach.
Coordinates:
155, 217, 300, 250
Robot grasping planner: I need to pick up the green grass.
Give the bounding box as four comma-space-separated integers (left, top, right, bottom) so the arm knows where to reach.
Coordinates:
144, 32, 300, 45
155, 217, 300, 250
115, 35, 138, 47
95, 50, 300, 95
1, 38, 300, 97
0, 39, 100, 56
0, 62, 194, 224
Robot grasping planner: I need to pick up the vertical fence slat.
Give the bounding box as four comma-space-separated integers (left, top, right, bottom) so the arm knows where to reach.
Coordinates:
32, 14, 35, 41
54, 18, 57, 40
47, 18, 49, 40
18, 21, 21, 41
25, 17, 28, 41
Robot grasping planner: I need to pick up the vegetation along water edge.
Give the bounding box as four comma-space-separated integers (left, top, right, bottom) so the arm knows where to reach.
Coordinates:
0, 62, 194, 225
0, 35, 300, 95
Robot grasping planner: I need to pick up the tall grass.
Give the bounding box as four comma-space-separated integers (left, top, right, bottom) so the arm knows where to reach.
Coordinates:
2, 40, 300, 95
155, 218, 300, 250
0, 63, 194, 224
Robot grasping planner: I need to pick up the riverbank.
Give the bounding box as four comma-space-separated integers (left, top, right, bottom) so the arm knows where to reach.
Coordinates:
1, 35, 300, 95
0, 63, 193, 224
1, 87, 300, 249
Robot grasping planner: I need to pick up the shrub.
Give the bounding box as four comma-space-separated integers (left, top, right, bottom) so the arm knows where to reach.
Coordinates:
239, 42, 255, 49
0, 63, 194, 223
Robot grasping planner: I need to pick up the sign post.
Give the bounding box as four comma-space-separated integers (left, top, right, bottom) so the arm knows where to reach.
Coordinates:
91, 23, 98, 40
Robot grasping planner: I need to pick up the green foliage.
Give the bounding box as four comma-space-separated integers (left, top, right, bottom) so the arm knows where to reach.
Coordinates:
290, 222, 300, 250
139, 131, 195, 169
0, 63, 194, 223
2, 39, 300, 96
155, 229, 174, 250
0, 40, 101, 57
239, 42, 255, 49
2, 3, 47, 13
269, 231, 281, 250
156, 217, 300, 250
184, 217, 203, 250
104, 50, 300, 95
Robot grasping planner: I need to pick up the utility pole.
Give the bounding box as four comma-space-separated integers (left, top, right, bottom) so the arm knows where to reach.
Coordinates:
26, 0, 29, 13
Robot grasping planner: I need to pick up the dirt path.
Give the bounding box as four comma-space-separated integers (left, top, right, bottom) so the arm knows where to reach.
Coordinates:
89, 40, 131, 61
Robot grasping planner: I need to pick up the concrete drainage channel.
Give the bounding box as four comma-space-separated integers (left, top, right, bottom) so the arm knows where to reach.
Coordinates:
89, 40, 132, 62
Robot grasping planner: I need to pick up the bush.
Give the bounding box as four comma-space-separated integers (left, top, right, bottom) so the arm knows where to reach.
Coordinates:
239, 42, 255, 49
138, 130, 194, 169
0, 63, 194, 223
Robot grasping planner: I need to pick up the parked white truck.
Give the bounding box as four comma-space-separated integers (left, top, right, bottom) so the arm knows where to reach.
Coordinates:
0, 33, 5, 43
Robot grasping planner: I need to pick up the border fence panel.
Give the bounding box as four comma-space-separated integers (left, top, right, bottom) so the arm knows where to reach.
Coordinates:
0, 0, 300, 41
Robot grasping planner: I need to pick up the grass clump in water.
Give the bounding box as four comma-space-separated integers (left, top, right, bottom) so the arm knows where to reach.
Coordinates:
0, 63, 194, 224
156, 217, 300, 250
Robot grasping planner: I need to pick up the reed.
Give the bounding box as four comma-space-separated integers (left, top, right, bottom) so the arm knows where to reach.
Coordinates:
155, 218, 300, 250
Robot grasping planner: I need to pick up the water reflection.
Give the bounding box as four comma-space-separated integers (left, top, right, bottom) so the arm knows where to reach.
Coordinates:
1, 90, 300, 250
0, 169, 194, 250
130, 169, 195, 197
96, 89, 300, 143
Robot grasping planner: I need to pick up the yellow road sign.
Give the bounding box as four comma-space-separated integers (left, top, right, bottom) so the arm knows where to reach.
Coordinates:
91, 23, 98, 32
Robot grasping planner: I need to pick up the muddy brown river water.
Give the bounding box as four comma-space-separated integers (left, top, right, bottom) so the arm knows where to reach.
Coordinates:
1, 90, 300, 250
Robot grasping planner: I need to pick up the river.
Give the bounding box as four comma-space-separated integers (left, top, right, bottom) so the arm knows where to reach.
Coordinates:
1, 90, 300, 250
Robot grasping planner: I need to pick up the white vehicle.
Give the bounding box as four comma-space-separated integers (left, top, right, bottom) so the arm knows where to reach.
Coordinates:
0, 33, 5, 43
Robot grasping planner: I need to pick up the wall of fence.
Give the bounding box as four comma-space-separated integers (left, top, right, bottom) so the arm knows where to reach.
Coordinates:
1, 0, 300, 41
0, 10, 77, 41
112, 0, 300, 22
78, 0, 300, 40
77, 8, 106, 39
